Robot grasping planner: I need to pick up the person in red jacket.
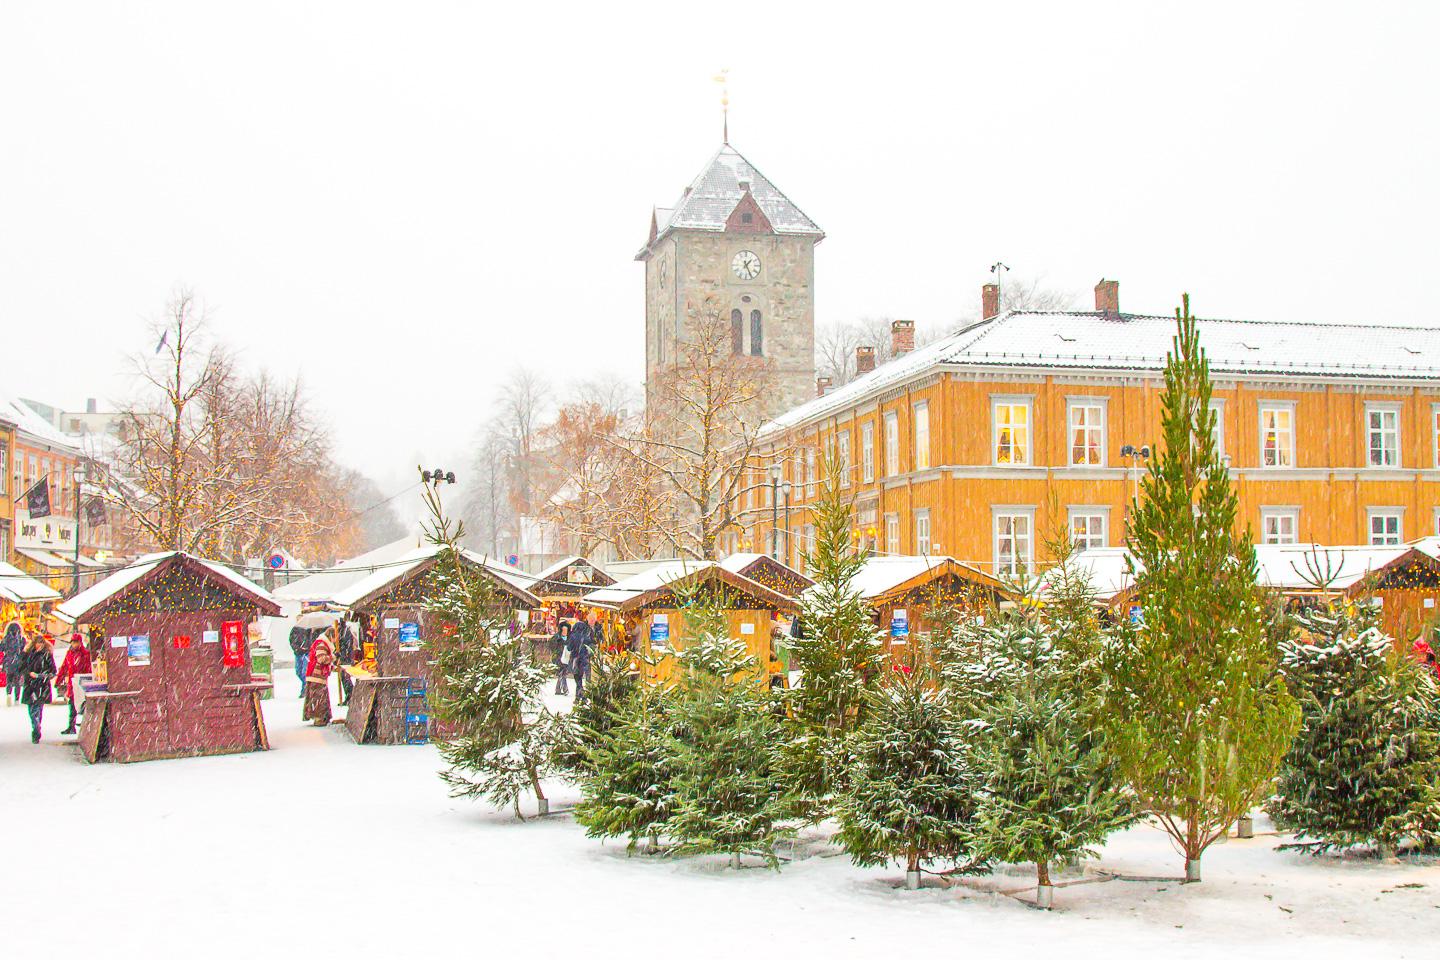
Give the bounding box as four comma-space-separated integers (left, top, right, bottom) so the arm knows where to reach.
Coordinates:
303, 627, 336, 726
56, 633, 92, 735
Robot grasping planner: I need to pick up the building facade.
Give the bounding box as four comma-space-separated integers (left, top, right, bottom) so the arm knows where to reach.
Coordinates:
637, 143, 823, 420
744, 281, 1440, 576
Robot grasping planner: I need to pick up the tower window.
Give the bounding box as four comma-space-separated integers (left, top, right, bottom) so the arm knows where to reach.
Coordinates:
750, 310, 763, 356
741, 212, 753, 224
730, 309, 743, 355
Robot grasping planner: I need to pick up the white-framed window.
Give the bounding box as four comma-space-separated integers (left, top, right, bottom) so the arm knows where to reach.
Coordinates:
884, 411, 899, 476
837, 431, 851, 488
1259, 402, 1296, 468
861, 422, 875, 483
993, 397, 1032, 466
1209, 399, 1226, 458
805, 446, 817, 499
1368, 507, 1403, 546
1432, 404, 1440, 469
1433, 508, 1440, 538
913, 401, 930, 470
857, 499, 878, 554
1067, 507, 1108, 551
915, 508, 931, 555
1366, 404, 1401, 468
993, 507, 1035, 576
801, 524, 815, 569
1260, 507, 1299, 544
884, 512, 900, 555
1067, 398, 1106, 466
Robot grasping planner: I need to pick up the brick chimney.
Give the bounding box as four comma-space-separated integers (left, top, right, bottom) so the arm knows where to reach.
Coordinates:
855, 346, 876, 376
816, 376, 832, 397
1095, 279, 1120, 315
890, 319, 915, 356
982, 283, 1000, 320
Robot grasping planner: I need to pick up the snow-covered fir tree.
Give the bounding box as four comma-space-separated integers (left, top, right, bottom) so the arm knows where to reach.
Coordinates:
1270, 596, 1440, 855
779, 451, 886, 820
1103, 297, 1300, 882
575, 684, 677, 852
421, 479, 562, 819
667, 586, 790, 868
557, 643, 639, 777
837, 662, 980, 888
965, 534, 1134, 907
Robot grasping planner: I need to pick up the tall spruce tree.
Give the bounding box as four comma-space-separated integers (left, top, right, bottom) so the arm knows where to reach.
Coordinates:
1103, 297, 1300, 882
836, 661, 980, 888
421, 477, 561, 819
1270, 596, 1440, 855
575, 683, 678, 852
667, 586, 790, 867
556, 644, 639, 777
966, 532, 1135, 908
780, 450, 887, 820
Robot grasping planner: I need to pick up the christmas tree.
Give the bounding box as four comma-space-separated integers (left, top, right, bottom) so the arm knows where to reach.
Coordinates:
421, 475, 562, 819
556, 643, 639, 777
836, 661, 980, 888
666, 585, 791, 868
574, 683, 678, 853
1270, 594, 1440, 855
966, 532, 1134, 908
1103, 297, 1300, 882
780, 450, 886, 820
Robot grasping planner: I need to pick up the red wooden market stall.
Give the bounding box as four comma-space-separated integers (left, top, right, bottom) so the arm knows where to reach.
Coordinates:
54, 552, 280, 763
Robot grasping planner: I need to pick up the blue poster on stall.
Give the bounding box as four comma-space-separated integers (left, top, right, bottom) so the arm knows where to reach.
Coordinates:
889, 608, 909, 641
127, 635, 152, 665
398, 621, 421, 649
649, 614, 670, 649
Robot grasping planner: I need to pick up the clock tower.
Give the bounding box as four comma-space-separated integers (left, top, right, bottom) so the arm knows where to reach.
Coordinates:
637, 143, 824, 421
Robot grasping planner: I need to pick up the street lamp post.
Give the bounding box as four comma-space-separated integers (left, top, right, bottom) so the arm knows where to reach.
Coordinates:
781, 480, 792, 566
71, 464, 86, 596
768, 463, 782, 559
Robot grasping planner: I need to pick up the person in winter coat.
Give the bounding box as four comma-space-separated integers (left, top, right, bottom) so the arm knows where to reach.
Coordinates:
552, 621, 572, 696
2, 620, 24, 706
18, 633, 56, 743
288, 624, 317, 697
303, 627, 337, 726
1413, 638, 1440, 682
55, 633, 93, 735
569, 612, 599, 700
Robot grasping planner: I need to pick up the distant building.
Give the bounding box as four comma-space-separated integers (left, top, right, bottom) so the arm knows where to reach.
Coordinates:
744, 279, 1440, 575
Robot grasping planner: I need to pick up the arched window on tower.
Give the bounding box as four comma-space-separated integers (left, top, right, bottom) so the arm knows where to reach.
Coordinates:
750, 310, 763, 356
730, 309, 744, 355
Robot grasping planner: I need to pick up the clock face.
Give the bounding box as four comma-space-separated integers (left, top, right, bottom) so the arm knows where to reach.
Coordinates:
731, 250, 761, 281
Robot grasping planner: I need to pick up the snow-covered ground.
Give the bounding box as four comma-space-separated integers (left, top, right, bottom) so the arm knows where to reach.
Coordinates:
2, 669, 1436, 959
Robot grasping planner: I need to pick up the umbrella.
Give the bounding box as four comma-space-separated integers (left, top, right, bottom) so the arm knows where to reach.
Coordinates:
296, 611, 339, 629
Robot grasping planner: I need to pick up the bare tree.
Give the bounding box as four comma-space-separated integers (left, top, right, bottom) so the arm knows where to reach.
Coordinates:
498, 367, 553, 520
815, 316, 940, 386
462, 423, 514, 558
954, 274, 1080, 329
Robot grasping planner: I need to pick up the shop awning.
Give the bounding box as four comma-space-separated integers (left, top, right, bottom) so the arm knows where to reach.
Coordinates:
16, 548, 71, 569
0, 560, 63, 605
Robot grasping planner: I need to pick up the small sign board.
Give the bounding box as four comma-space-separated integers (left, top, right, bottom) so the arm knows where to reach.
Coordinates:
649, 613, 670, 650
890, 608, 909, 642
127, 636, 151, 666
202, 630, 220, 644
398, 621, 421, 650
740, 622, 755, 635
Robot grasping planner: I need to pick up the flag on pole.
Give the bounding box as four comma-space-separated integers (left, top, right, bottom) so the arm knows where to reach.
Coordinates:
85, 498, 107, 527
24, 476, 52, 519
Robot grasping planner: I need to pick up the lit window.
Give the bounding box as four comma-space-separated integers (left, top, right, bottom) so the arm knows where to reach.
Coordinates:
884, 411, 899, 476
1067, 399, 1105, 466
861, 422, 875, 483
805, 447, 817, 499
1368, 508, 1403, 546
993, 398, 1032, 466
1067, 508, 1107, 551
994, 509, 1034, 576
1261, 508, 1299, 544
1260, 403, 1295, 467
913, 402, 930, 470
837, 432, 851, 488
1209, 399, 1226, 458
1366, 405, 1400, 468
915, 509, 931, 554
885, 512, 900, 555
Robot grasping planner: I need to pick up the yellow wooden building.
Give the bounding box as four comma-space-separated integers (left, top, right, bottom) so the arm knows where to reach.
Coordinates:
738, 280, 1440, 576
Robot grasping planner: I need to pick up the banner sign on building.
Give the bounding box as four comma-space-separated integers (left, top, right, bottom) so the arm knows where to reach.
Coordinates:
24, 477, 51, 520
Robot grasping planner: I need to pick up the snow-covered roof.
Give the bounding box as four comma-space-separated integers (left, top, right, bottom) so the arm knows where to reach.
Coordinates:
1253, 543, 1421, 591
0, 389, 80, 453
835, 555, 1001, 602
274, 536, 423, 603
1040, 548, 1141, 604
761, 310, 1440, 438
56, 551, 279, 622
527, 555, 614, 594
326, 544, 539, 610
640, 144, 823, 256
581, 560, 713, 608
0, 560, 62, 605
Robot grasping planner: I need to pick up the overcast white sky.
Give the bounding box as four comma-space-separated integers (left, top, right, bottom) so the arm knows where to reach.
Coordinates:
3, 2, 1437, 500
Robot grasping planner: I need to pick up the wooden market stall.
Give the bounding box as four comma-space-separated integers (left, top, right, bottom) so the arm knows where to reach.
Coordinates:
0, 559, 62, 635
525, 556, 616, 658
53, 552, 279, 763
718, 553, 814, 599
1255, 542, 1440, 644
843, 555, 1009, 659
582, 561, 799, 687
329, 545, 540, 745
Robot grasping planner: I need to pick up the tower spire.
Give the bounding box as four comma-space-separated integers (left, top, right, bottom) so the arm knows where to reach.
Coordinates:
714, 68, 730, 143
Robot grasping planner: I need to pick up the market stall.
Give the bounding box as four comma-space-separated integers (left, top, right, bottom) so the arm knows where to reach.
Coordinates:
841, 555, 1009, 663
329, 545, 539, 745
582, 561, 798, 687
53, 551, 279, 763
524, 556, 616, 659
0, 559, 62, 634
718, 553, 814, 599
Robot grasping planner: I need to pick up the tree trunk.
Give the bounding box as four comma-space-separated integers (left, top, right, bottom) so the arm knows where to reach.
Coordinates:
1236, 815, 1254, 839
905, 848, 921, 890
730, 851, 742, 869
1184, 857, 1201, 883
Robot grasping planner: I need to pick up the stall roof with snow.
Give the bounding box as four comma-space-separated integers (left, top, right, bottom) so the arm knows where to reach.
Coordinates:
832, 555, 1007, 608
274, 536, 426, 605
718, 553, 814, 598
327, 544, 540, 611
527, 555, 615, 600
582, 561, 798, 614
0, 560, 63, 605
56, 551, 280, 624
